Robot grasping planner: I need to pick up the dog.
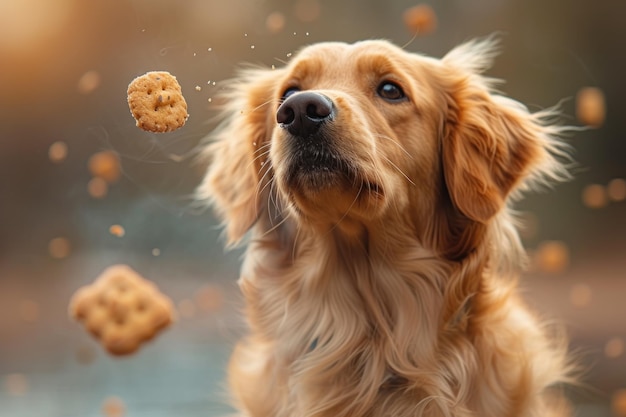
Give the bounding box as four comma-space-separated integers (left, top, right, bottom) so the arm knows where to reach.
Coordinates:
197, 38, 576, 417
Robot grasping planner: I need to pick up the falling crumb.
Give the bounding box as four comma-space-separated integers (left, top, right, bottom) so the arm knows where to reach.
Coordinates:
581, 184, 608, 209
4, 373, 28, 396
266, 11, 286, 33
250, 45, 255, 49
605, 337, 625, 359
194, 285, 224, 313
195, 85, 201, 91
88, 177, 108, 199
207, 47, 212, 52
178, 299, 196, 319
49, 237, 71, 259
207, 98, 212, 103
403, 4, 438, 36
19, 300, 39, 323
576, 87, 606, 127
88, 151, 121, 184
569, 283, 592, 308
607, 178, 626, 202
77, 70, 102, 94
102, 396, 126, 417
294, 0, 321, 22
612, 389, 626, 417
48, 141, 68, 163
152, 248, 161, 257
109, 225, 125, 237
534, 240, 570, 274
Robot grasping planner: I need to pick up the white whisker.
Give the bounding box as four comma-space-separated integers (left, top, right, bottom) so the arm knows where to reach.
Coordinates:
380, 154, 416, 186
249, 98, 280, 114
373, 133, 414, 160
246, 145, 271, 171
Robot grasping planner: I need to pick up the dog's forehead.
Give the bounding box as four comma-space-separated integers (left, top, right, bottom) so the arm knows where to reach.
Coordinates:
286, 40, 418, 80
297, 40, 404, 56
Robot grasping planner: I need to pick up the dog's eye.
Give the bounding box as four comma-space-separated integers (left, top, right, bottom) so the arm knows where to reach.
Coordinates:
281, 87, 300, 101
377, 82, 406, 102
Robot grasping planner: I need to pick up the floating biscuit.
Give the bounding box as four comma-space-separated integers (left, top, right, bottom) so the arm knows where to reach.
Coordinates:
69, 264, 175, 355
127, 71, 189, 133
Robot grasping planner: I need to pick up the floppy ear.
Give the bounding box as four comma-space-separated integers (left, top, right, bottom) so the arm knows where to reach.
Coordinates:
441, 38, 570, 223
196, 67, 280, 247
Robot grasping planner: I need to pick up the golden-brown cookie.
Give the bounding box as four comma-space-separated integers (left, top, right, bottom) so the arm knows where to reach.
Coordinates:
69, 264, 175, 355
127, 71, 189, 133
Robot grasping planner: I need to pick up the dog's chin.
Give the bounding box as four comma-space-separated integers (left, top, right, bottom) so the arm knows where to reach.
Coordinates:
289, 167, 381, 196
280, 158, 385, 223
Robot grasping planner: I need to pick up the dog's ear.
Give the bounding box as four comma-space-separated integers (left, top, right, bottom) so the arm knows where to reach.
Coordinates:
440, 38, 570, 223
197, 68, 280, 247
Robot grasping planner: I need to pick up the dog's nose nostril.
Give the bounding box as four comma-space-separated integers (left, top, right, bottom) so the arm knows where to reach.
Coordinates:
276, 92, 334, 137
276, 106, 295, 125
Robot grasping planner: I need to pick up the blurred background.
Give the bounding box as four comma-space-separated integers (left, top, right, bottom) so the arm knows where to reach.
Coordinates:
0, 0, 625, 416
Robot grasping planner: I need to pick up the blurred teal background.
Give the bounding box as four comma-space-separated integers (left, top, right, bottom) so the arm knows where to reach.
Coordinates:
1, 0, 625, 416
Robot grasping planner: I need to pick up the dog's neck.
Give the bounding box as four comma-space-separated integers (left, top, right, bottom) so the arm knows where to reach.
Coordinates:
243, 213, 471, 349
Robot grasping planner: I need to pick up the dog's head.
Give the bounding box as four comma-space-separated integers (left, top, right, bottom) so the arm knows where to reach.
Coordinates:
198, 38, 569, 258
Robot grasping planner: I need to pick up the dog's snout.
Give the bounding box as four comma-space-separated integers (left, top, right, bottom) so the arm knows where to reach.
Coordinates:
277, 92, 333, 137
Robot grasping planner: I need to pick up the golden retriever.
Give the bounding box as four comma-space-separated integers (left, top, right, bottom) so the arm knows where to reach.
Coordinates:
197, 38, 576, 417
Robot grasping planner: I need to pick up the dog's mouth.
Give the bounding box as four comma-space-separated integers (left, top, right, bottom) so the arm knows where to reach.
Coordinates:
283, 138, 383, 200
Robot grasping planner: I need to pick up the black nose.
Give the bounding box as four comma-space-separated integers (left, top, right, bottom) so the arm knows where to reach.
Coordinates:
276, 92, 334, 137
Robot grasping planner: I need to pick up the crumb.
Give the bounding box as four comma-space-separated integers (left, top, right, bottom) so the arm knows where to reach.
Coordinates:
576, 86, 605, 127
48, 141, 68, 163
102, 396, 126, 417
49, 237, 71, 259
581, 184, 608, 209
109, 225, 125, 237
403, 4, 437, 36
194, 284, 224, 313
88, 151, 121, 183
88, 177, 109, 199
533, 240, 569, 274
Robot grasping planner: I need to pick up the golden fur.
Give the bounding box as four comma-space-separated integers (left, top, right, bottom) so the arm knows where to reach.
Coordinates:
197, 38, 576, 417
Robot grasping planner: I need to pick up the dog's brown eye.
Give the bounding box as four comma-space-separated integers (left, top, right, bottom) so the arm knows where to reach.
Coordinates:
281, 87, 300, 101
377, 82, 406, 102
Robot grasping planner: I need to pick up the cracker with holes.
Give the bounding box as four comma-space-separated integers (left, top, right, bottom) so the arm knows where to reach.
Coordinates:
127, 71, 189, 133
69, 264, 175, 355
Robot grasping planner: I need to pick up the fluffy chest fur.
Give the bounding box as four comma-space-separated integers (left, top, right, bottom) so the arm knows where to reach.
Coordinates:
228, 222, 569, 417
